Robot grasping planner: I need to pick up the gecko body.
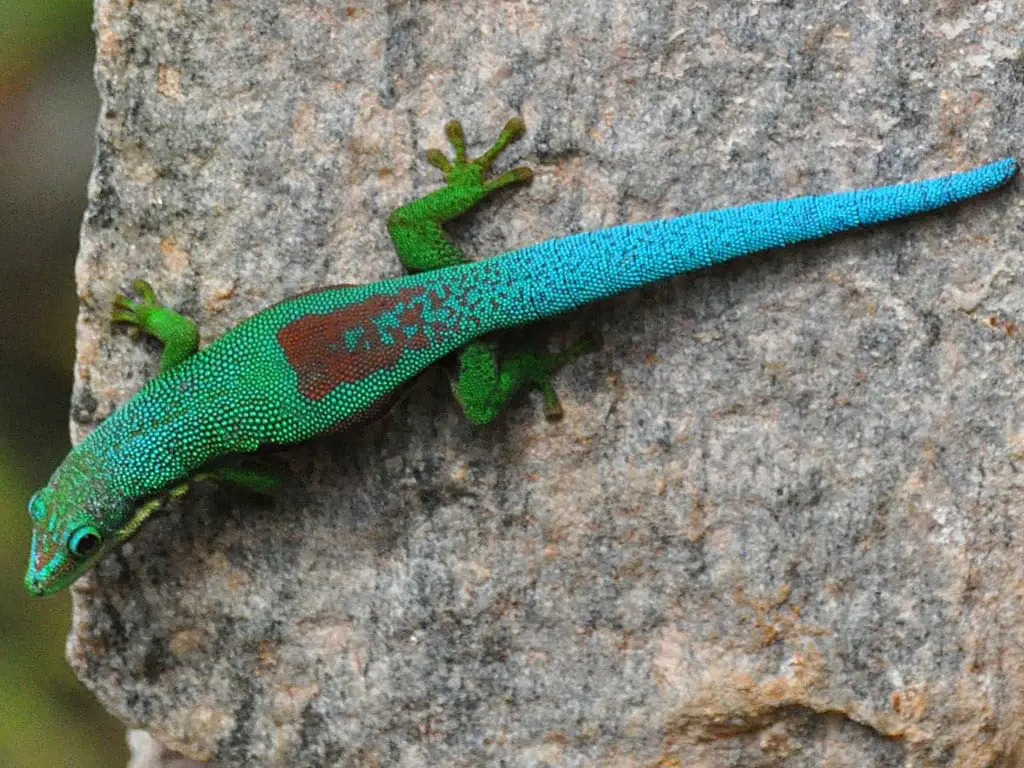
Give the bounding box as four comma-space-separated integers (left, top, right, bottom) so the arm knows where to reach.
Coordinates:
25, 119, 1016, 595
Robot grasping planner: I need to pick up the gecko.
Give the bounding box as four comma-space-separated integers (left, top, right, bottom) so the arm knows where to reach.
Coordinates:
24, 118, 1016, 596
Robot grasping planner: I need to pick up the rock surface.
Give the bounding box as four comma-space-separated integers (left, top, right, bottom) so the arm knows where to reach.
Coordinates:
71, 0, 1024, 765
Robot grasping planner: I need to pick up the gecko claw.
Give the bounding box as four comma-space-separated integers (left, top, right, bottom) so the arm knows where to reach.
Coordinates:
426, 148, 452, 173
444, 119, 467, 162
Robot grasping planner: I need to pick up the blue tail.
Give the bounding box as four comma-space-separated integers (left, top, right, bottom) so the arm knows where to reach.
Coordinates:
488, 158, 1016, 324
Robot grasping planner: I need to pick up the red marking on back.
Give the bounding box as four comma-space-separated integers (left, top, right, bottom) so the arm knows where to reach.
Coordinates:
277, 286, 450, 401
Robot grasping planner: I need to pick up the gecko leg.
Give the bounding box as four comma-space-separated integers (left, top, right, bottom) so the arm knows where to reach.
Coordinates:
452, 335, 599, 425
386, 117, 533, 272
111, 279, 200, 372
116, 463, 281, 540
388, 118, 593, 424
200, 464, 283, 495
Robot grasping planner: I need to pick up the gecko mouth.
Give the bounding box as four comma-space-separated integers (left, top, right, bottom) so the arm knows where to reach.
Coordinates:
24, 568, 50, 597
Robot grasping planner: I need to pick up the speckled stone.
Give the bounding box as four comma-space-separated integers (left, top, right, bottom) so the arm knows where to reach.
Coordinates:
73, 0, 1024, 765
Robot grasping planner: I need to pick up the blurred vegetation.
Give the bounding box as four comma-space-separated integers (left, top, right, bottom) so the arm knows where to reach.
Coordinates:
0, 0, 93, 94
0, 0, 130, 765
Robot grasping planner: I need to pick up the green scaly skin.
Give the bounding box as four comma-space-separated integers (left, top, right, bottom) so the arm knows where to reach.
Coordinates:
24, 118, 1016, 595
26, 118, 568, 595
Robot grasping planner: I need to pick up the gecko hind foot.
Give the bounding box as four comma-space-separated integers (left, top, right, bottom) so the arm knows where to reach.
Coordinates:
453, 333, 600, 425
426, 117, 533, 193
387, 117, 534, 273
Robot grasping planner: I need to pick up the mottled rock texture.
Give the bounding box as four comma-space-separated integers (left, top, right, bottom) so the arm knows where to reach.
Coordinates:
70, 0, 1024, 765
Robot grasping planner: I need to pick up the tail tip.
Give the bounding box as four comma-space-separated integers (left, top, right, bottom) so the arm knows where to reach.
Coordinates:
989, 156, 1018, 187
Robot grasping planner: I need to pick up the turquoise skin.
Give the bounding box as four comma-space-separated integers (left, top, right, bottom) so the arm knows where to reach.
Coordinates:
24, 118, 1016, 595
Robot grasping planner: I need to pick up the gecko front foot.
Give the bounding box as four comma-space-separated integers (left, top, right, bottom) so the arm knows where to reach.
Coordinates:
112, 279, 200, 372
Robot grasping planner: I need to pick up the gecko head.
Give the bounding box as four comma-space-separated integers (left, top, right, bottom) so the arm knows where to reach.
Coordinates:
24, 484, 111, 596
23, 460, 135, 596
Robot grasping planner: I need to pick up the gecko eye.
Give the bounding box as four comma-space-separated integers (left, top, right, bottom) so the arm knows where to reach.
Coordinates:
69, 526, 102, 558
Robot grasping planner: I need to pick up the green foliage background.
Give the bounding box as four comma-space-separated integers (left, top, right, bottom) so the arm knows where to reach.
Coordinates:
1, 0, 130, 764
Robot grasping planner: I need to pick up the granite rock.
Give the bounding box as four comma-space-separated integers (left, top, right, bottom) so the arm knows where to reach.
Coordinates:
71, 0, 1024, 765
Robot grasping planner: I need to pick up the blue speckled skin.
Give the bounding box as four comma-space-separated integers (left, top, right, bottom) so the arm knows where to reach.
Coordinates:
24, 127, 1016, 596
487, 158, 1017, 317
